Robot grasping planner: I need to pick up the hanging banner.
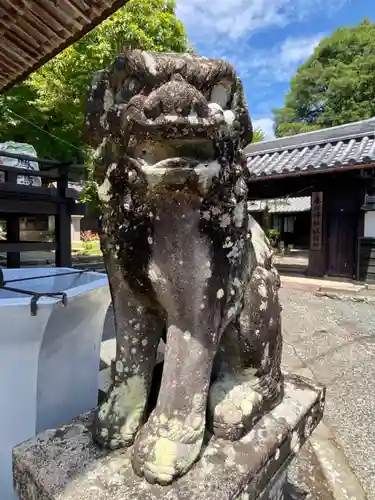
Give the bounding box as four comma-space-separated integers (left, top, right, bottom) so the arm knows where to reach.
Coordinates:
310, 191, 323, 250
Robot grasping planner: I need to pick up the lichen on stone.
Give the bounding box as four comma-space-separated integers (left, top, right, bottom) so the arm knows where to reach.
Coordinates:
84, 48, 285, 486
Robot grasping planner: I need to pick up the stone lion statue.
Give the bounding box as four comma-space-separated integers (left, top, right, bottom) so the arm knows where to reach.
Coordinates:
84, 50, 283, 486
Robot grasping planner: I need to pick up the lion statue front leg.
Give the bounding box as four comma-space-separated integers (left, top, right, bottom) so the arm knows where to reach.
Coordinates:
93, 202, 166, 451
130, 192, 239, 485
208, 219, 284, 441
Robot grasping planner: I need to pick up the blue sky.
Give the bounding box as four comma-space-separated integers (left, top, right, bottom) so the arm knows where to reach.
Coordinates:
175, 0, 375, 139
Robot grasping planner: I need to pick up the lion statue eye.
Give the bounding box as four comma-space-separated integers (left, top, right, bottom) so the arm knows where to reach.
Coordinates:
115, 78, 142, 104
210, 83, 231, 110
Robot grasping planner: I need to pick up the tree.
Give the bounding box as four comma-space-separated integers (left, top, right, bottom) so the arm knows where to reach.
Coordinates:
274, 20, 375, 137
0, 0, 188, 160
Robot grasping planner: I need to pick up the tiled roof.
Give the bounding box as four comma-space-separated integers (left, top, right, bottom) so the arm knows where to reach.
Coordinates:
248, 197, 311, 213
246, 118, 375, 179
247, 200, 265, 212
269, 196, 311, 213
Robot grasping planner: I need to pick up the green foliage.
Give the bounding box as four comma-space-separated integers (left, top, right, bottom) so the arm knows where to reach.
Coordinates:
80, 149, 101, 210
274, 20, 375, 137
77, 231, 102, 256
0, 0, 188, 161
267, 228, 280, 249
252, 128, 265, 143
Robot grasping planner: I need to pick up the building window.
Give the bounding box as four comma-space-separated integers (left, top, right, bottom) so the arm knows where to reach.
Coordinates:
284, 216, 295, 233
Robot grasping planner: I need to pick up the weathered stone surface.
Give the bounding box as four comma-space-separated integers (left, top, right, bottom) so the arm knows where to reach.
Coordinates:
83, 48, 286, 485
13, 374, 324, 500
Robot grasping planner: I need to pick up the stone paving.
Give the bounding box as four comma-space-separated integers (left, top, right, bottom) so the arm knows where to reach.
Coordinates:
274, 249, 309, 269
279, 287, 374, 498
288, 443, 334, 500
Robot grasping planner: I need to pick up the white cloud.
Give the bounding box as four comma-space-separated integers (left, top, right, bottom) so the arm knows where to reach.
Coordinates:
252, 118, 276, 140
245, 33, 325, 82
176, 0, 346, 46
176, 0, 331, 87
176, 0, 287, 43
175, 0, 345, 129
279, 35, 324, 64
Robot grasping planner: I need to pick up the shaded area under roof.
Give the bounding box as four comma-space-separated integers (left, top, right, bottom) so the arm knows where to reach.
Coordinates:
245, 118, 375, 180
0, 0, 129, 93
248, 197, 311, 214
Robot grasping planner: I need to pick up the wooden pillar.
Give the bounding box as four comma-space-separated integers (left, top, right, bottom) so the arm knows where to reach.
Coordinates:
5, 170, 20, 268
6, 215, 20, 268
263, 204, 271, 235
55, 167, 72, 267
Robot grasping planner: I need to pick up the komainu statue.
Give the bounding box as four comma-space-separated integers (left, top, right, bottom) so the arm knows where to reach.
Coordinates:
84, 50, 283, 486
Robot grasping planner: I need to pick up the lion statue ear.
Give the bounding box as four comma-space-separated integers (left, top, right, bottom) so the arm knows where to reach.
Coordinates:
231, 77, 253, 149
83, 69, 113, 148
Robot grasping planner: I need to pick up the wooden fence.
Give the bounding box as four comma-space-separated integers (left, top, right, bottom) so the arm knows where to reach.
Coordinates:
0, 150, 85, 268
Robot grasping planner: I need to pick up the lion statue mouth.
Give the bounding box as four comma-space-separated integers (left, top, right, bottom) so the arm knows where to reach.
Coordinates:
124, 75, 239, 189
131, 138, 222, 193
116, 73, 238, 184
85, 50, 252, 196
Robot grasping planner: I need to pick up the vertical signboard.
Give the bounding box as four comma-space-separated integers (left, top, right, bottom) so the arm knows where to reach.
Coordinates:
311, 191, 323, 250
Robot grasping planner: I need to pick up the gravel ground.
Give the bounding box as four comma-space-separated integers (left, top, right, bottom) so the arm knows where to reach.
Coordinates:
280, 288, 375, 498
100, 288, 374, 497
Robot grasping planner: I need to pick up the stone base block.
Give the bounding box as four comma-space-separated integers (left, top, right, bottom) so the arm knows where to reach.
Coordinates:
13, 374, 325, 500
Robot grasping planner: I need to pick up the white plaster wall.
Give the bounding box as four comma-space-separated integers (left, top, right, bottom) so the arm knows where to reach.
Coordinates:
364, 211, 375, 237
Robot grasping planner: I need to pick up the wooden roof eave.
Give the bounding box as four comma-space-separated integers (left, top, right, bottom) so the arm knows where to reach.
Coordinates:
0, 0, 130, 94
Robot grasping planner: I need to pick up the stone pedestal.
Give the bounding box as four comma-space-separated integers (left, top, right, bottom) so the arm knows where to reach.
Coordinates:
13, 374, 324, 500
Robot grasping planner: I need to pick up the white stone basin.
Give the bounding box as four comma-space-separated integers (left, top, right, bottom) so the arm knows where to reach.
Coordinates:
0, 267, 110, 500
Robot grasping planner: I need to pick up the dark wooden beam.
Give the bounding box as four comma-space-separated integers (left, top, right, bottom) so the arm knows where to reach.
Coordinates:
0, 241, 56, 252
6, 215, 20, 268
0, 199, 58, 215
247, 170, 367, 200
0, 183, 76, 200
72, 203, 87, 216
55, 167, 72, 267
